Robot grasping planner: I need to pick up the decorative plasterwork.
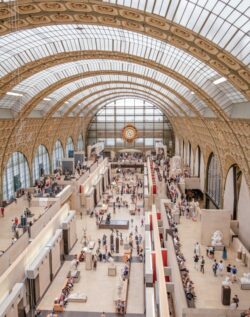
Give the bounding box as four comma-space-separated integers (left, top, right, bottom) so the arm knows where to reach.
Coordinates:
0, 1, 248, 99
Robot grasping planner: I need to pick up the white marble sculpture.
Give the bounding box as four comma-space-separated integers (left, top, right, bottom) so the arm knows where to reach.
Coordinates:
240, 273, 250, 284
211, 230, 223, 246
222, 276, 231, 286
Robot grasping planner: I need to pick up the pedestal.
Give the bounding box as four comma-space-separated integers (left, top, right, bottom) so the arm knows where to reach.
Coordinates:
236, 250, 242, 262
108, 266, 117, 276
173, 213, 180, 224
85, 251, 92, 270
242, 252, 247, 266
110, 234, 114, 246
221, 285, 231, 306
116, 237, 119, 253
123, 243, 130, 250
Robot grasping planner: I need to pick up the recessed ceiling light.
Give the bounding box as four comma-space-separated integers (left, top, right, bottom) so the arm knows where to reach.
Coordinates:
6, 91, 23, 97
43, 98, 51, 101
213, 77, 227, 85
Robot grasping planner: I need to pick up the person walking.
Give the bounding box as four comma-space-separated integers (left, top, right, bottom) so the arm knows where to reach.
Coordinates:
218, 260, 224, 276
231, 295, 239, 309
1, 206, 4, 217
200, 256, 205, 274
194, 242, 200, 256
231, 265, 238, 283
222, 246, 227, 260
135, 225, 138, 234
212, 259, 218, 276
226, 264, 232, 275
101, 312, 106, 317
194, 254, 199, 270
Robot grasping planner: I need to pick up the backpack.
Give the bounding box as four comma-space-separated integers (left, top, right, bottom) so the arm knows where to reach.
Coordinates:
232, 267, 237, 274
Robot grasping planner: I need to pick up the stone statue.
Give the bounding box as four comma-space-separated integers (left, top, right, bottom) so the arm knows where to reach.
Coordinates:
211, 230, 223, 246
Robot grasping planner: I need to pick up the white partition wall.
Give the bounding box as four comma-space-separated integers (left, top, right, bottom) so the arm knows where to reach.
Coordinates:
46, 229, 63, 278
86, 188, 94, 212
26, 248, 50, 301
62, 211, 77, 253
39, 250, 50, 297
0, 283, 26, 317
237, 175, 250, 249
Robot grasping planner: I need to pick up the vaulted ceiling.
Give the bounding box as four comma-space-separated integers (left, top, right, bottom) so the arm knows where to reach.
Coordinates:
0, 0, 248, 123
0, 0, 249, 189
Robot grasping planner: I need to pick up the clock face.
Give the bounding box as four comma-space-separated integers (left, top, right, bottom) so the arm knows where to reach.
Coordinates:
122, 125, 137, 142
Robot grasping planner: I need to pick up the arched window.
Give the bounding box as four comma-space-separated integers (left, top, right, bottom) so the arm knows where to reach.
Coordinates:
66, 137, 74, 157
206, 153, 222, 208
188, 142, 192, 167
224, 164, 242, 220
194, 146, 201, 177
52, 140, 64, 169
3, 152, 30, 201
32, 145, 50, 182
77, 134, 84, 151
87, 99, 174, 152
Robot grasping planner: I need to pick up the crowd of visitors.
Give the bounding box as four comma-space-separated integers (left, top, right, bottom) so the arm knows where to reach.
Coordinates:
165, 203, 196, 306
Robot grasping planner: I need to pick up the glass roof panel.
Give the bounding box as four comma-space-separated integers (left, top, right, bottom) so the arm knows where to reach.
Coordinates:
0, 24, 246, 115
69, 90, 180, 117
68, 84, 188, 116
102, 0, 249, 64
32, 74, 197, 116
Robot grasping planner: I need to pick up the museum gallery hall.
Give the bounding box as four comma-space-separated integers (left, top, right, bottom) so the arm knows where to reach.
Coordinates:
0, 1, 249, 317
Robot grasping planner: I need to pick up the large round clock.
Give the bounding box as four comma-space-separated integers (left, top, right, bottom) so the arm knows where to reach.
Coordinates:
122, 124, 138, 143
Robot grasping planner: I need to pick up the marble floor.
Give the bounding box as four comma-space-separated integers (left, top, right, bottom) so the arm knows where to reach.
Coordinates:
38, 171, 145, 315
155, 167, 250, 310
0, 196, 45, 251
177, 215, 250, 310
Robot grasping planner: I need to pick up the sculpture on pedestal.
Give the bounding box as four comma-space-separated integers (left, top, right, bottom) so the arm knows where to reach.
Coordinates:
211, 230, 223, 246
106, 213, 111, 224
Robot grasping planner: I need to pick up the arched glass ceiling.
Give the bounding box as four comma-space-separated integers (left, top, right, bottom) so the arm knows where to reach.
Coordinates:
3, 60, 206, 115
53, 83, 181, 117
0, 25, 246, 109
74, 91, 179, 118
63, 85, 185, 117
103, 0, 249, 65
53, 85, 183, 117
60, 81, 189, 114
1, 58, 242, 117
32, 75, 199, 116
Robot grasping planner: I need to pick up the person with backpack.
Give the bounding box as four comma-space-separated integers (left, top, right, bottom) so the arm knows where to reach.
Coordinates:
212, 259, 218, 276
231, 265, 238, 283
232, 295, 239, 308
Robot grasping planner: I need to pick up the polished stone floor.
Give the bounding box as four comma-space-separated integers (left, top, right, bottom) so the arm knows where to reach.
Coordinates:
178, 215, 250, 310
38, 171, 145, 315
155, 168, 250, 310
0, 196, 45, 251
